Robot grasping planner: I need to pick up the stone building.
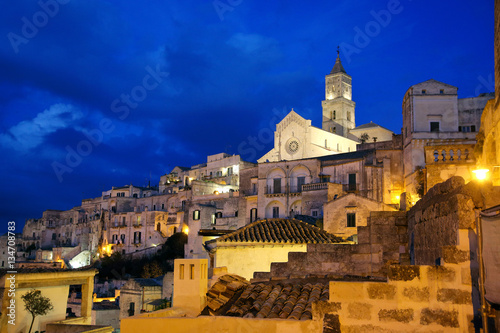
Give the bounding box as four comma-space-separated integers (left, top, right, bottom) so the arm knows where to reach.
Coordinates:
119, 277, 165, 319
402, 79, 494, 200
258, 54, 393, 164
476, 0, 500, 185
205, 218, 343, 280
239, 138, 403, 227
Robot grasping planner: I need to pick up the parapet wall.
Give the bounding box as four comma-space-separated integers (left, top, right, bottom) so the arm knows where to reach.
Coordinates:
408, 176, 500, 266
253, 211, 407, 280
321, 259, 477, 332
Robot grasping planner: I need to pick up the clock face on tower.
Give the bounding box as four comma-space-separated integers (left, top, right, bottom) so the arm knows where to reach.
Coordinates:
286, 139, 300, 155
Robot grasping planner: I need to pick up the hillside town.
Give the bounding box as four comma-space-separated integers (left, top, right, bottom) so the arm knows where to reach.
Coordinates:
1, 4, 500, 333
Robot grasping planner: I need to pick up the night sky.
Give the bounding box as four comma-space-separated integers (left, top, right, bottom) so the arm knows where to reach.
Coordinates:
0, 0, 494, 234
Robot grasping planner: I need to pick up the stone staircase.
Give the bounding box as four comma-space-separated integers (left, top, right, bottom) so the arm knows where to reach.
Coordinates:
252, 211, 408, 281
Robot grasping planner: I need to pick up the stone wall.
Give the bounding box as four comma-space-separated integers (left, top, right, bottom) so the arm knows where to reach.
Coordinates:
407, 176, 500, 266
253, 211, 407, 279
322, 262, 477, 332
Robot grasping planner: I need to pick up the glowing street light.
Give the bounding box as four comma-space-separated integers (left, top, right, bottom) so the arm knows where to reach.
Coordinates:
473, 168, 490, 181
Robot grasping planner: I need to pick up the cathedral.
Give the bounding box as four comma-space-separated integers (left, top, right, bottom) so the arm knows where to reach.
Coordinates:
258, 51, 393, 163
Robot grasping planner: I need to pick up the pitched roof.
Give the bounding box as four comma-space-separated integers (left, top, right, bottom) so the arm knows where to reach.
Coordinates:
351, 121, 392, 132
330, 54, 346, 74
204, 275, 329, 320
209, 219, 343, 245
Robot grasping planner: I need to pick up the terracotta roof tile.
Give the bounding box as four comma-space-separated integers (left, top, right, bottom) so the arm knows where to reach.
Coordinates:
209, 219, 342, 245
223, 281, 329, 320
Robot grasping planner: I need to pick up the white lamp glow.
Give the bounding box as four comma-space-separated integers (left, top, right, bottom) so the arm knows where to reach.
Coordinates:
473, 168, 490, 180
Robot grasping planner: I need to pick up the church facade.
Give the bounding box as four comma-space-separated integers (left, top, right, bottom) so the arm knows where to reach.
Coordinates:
258, 53, 391, 164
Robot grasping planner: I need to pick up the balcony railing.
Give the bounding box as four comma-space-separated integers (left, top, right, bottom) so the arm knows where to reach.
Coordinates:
343, 184, 359, 192
302, 183, 328, 192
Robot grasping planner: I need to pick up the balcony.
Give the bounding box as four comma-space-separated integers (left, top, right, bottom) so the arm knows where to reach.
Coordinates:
302, 182, 328, 192
133, 223, 142, 228
111, 223, 127, 229
343, 184, 359, 192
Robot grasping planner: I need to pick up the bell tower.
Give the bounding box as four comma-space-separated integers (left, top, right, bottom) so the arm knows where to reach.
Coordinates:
322, 47, 356, 137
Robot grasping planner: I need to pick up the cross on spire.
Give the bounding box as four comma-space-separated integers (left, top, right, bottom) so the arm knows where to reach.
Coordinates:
337, 45, 340, 56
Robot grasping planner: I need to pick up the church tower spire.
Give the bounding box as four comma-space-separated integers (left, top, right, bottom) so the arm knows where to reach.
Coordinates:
321, 47, 356, 136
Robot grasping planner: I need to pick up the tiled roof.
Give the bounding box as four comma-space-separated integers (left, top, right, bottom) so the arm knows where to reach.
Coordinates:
210, 219, 342, 244
0, 265, 97, 277
205, 275, 329, 320
206, 274, 250, 314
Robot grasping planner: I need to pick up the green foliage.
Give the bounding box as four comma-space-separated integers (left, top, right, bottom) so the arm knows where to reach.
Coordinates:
21, 290, 53, 333
360, 133, 370, 143
141, 260, 164, 278
97, 232, 187, 281
159, 232, 187, 259
415, 166, 425, 198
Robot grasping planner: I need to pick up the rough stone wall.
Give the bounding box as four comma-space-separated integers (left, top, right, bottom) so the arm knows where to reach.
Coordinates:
322, 262, 477, 332
252, 211, 407, 280
408, 176, 500, 266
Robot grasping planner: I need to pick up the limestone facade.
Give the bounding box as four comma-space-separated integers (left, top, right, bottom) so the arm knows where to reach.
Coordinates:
402, 79, 494, 200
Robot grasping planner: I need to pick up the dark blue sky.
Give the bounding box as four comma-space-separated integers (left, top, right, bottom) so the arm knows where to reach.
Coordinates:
0, 0, 494, 234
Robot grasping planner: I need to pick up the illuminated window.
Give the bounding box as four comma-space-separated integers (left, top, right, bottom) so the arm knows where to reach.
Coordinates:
193, 210, 200, 220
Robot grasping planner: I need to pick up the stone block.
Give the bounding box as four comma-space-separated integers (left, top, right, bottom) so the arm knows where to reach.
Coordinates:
378, 308, 414, 323
353, 244, 372, 254
288, 251, 308, 261
442, 246, 470, 264
426, 266, 456, 283
357, 227, 370, 244
387, 265, 420, 281
351, 253, 371, 263
366, 283, 396, 300
252, 271, 271, 279
347, 302, 372, 320
323, 313, 341, 333
461, 267, 472, 285
312, 301, 341, 319
402, 287, 430, 302
330, 282, 365, 301
396, 226, 408, 235
340, 325, 399, 333
437, 288, 471, 304
420, 308, 459, 328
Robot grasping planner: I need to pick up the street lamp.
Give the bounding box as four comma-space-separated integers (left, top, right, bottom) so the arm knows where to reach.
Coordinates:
473, 168, 490, 181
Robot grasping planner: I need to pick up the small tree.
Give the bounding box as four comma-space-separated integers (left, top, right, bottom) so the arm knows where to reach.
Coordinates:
360, 133, 370, 143
21, 289, 54, 333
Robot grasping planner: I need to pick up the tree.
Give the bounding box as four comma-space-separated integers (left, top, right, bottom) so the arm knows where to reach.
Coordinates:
21, 289, 54, 333
360, 133, 370, 143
